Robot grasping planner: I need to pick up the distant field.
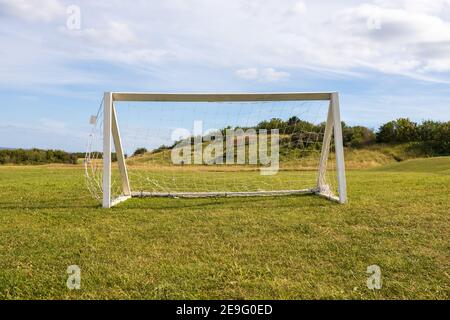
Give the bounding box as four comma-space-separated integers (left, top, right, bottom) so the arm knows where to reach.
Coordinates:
0, 157, 449, 299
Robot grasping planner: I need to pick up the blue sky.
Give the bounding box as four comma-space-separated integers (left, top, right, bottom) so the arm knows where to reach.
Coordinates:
1, 0, 450, 152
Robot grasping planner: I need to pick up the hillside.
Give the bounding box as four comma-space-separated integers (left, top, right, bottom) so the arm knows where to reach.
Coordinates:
127, 142, 434, 170
126, 116, 449, 170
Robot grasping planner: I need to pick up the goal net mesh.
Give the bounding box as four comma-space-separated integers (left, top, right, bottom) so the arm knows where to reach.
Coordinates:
85, 99, 338, 203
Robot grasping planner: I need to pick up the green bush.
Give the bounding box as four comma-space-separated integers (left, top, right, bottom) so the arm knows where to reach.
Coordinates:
377, 118, 418, 143
343, 124, 376, 148
133, 148, 148, 156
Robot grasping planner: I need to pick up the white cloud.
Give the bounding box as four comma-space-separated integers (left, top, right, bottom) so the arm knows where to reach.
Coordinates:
0, 0, 65, 22
1, 0, 450, 88
373, 0, 450, 14
58, 20, 168, 65
73, 21, 139, 46
59, 19, 140, 46
40, 118, 66, 130
236, 68, 290, 82
236, 68, 259, 80
292, 1, 307, 15
334, 3, 450, 75
261, 68, 291, 82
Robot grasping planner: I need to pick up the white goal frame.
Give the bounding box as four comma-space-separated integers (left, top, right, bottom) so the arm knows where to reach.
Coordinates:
101, 92, 347, 208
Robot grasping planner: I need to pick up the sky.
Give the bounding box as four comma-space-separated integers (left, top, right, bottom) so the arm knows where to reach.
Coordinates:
0, 0, 450, 152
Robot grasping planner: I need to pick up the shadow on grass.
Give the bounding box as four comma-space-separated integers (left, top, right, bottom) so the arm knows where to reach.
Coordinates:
115, 193, 336, 211
0, 201, 100, 210
0, 194, 338, 211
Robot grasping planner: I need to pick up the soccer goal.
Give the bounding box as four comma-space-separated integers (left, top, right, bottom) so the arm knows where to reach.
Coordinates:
85, 92, 347, 208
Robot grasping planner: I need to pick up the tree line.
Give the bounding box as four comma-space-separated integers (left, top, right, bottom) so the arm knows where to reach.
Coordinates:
0, 149, 78, 165
0, 149, 122, 165
253, 116, 449, 155
376, 119, 450, 155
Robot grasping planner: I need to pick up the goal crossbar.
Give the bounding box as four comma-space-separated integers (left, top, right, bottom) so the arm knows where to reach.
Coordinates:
101, 92, 347, 208
112, 92, 332, 102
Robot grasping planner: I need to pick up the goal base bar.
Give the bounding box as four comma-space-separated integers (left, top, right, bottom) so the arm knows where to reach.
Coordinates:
135, 190, 340, 201
132, 189, 316, 198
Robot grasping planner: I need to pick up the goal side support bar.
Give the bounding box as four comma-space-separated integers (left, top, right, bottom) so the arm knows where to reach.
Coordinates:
317, 92, 347, 204
102, 91, 347, 208
103, 92, 131, 208
102, 93, 112, 208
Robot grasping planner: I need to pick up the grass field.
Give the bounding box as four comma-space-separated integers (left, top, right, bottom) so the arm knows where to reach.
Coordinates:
0, 157, 449, 299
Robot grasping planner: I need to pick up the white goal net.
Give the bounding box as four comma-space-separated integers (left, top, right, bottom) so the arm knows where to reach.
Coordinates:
85, 93, 346, 208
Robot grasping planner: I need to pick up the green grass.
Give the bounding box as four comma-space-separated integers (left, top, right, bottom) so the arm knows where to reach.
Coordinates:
0, 158, 449, 300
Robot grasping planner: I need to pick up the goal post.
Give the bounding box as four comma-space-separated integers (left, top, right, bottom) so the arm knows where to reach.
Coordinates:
92, 92, 347, 208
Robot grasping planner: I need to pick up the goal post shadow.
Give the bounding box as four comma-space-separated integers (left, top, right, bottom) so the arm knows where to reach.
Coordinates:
101, 92, 347, 208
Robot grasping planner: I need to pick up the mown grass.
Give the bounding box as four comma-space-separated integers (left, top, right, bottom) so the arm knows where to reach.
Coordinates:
0, 158, 449, 300
372, 156, 450, 173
